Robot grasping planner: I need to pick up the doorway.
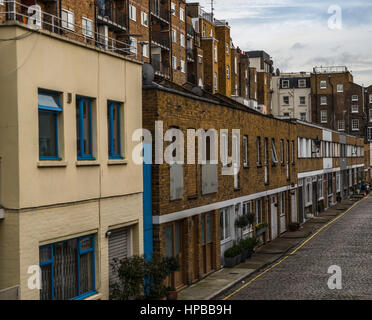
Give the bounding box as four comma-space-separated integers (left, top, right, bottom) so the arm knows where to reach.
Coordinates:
270, 196, 278, 240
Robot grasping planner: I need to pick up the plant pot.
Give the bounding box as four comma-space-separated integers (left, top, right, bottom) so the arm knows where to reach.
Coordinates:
241, 248, 248, 262
256, 226, 267, 237
166, 291, 178, 301
224, 256, 237, 268
246, 248, 254, 259
235, 254, 242, 265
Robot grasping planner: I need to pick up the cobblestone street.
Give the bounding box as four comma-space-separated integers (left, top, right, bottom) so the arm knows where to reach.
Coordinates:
224, 196, 372, 300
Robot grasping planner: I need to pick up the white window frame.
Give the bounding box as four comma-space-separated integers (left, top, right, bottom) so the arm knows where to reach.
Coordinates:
180, 60, 185, 73
180, 33, 185, 47
298, 79, 306, 88
226, 65, 230, 79
320, 96, 327, 105
337, 84, 343, 92
321, 110, 327, 123
180, 8, 185, 21
320, 80, 327, 89
243, 136, 248, 167
255, 199, 263, 224
141, 11, 148, 27
299, 96, 306, 105
171, 2, 176, 16
351, 105, 359, 113
352, 95, 359, 102
214, 45, 218, 62
369, 94, 372, 104
338, 120, 345, 131
129, 4, 137, 21
220, 208, 231, 242
172, 56, 177, 70
352, 119, 359, 131
283, 96, 289, 105
142, 43, 149, 58
172, 29, 177, 43
367, 127, 372, 141
82, 17, 93, 38
130, 37, 137, 55
271, 139, 278, 164
61, 9, 75, 31
282, 80, 289, 88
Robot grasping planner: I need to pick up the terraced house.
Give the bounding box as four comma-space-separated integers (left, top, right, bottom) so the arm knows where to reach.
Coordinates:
0, 1, 143, 300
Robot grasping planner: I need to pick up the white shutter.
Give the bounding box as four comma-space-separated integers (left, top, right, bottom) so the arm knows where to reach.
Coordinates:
109, 227, 131, 291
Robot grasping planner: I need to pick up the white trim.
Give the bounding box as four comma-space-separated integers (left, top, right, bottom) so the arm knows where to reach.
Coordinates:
153, 184, 297, 225
298, 167, 341, 179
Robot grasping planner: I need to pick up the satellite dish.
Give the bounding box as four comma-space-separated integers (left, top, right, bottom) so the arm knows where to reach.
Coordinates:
191, 86, 203, 96
142, 63, 155, 85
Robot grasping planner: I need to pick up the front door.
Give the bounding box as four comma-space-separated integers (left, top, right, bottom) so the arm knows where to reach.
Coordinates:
312, 181, 318, 216
201, 213, 214, 275
271, 196, 278, 240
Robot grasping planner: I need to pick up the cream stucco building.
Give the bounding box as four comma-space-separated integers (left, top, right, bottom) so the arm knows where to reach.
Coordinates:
0, 22, 143, 300
271, 72, 312, 122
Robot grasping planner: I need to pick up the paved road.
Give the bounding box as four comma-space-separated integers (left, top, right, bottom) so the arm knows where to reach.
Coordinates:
224, 196, 372, 300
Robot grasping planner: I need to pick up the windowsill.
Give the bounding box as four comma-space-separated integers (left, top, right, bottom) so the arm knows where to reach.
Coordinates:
234, 188, 241, 192
187, 194, 198, 200
83, 293, 102, 301
108, 158, 128, 166
256, 163, 262, 168
220, 238, 232, 246
38, 160, 68, 168
76, 160, 100, 167
243, 164, 249, 169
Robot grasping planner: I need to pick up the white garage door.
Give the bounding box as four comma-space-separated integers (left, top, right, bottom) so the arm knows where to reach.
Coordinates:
108, 227, 131, 290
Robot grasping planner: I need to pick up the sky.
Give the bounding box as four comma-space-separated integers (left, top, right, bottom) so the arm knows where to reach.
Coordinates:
195, 0, 372, 86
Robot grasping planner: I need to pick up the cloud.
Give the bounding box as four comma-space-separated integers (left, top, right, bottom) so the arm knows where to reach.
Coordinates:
194, 0, 372, 85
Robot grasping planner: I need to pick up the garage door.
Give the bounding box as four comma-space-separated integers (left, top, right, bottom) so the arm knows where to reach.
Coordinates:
108, 227, 131, 291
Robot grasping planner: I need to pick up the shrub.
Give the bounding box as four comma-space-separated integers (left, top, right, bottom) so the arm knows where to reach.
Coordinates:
240, 237, 259, 249
224, 245, 242, 258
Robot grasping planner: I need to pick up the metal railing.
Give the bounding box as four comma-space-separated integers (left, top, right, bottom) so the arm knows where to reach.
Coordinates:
0, 1, 137, 59
149, 0, 169, 23
199, 8, 214, 24
152, 58, 170, 78
151, 29, 170, 48
95, 0, 127, 29
313, 66, 349, 74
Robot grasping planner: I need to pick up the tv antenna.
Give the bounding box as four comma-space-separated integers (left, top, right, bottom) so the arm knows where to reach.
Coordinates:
206, 0, 215, 20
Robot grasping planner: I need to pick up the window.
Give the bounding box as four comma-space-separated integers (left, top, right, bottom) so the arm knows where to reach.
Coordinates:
172, 29, 177, 43
337, 84, 343, 92
352, 119, 359, 131
369, 109, 372, 121
305, 177, 312, 205
321, 110, 327, 123
141, 11, 148, 27
243, 136, 248, 167
226, 66, 230, 79
61, 9, 74, 31
214, 72, 218, 91
171, 2, 176, 15
320, 96, 327, 105
38, 90, 62, 160
210, 29, 213, 37
180, 33, 185, 47
351, 105, 359, 113
40, 235, 95, 300
300, 113, 306, 121
256, 137, 261, 165
283, 96, 289, 104
280, 140, 284, 164
76, 97, 94, 160
172, 56, 177, 70
282, 80, 289, 88
234, 57, 237, 74
142, 43, 149, 58
298, 79, 306, 88
271, 139, 278, 165
129, 4, 136, 21
255, 199, 263, 224
318, 175, 323, 199
107, 102, 123, 159
291, 140, 295, 164
220, 208, 231, 241
82, 17, 93, 38
214, 45, 217, 62
202, 24, 206, 37
180, 60, 185, 73
180, 8, 185, 21
221, 132, 228, 167
352, 95, 358, 102
367, 127, 372, 141
226, 42, 229, 55
338, 120, 345, 131
336, 172, 340, 192
130, 37, 137, 54
370, 94, 372, 104
320, 80, 327, 89
299, 96, 306, 105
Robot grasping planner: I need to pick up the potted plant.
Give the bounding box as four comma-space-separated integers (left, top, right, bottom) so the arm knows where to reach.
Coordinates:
255, 222, 268, 236
240, 237, 259, 260
165, 286, 178, 301
235, 215, 249, 240
288, 222, 300, 232
145, 256, 180, 300
224, 245, 242, 268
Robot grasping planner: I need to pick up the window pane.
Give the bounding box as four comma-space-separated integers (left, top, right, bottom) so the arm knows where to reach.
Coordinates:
76, 104, 81, 157
225, 210, 230, 238
82, 101, 91, 155
53, 240, 79, 300
39, 112, 57, 158
80, 252, 93, 295
40, 264, 53, 300
113, 105, 120, 155
40, 246, 52, 263
175, 223, 181, 255
165, 226, 173, 257
80, 237, 92, 251
38, 93, 60, 109
206, 214, 212, 243
220, 211, 224, 240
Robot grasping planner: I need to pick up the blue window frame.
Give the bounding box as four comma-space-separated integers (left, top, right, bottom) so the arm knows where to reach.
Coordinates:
76, 97, 95, 160
39, 235, 96, 300
38, 90, 62, 160
107, 101, 123, 159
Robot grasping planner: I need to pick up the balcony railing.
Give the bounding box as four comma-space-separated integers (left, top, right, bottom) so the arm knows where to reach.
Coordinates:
95, 0, 127, 30
150, 0, 169, 23
151, 30, 170, 49
152, 58, 170, 78
0, 1, 136, 59
187, 48, 194, 61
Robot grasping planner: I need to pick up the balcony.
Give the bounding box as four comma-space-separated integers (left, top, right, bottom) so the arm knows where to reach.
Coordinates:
150, 0, 170, 24
151, 30, 170, 49
152, 58, 170, 79
0, 1, 136, 60
186, 48, 194, 62
95, 0, 127, 31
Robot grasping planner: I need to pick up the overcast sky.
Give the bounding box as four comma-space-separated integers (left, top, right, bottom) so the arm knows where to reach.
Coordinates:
195, 0, 372, 86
